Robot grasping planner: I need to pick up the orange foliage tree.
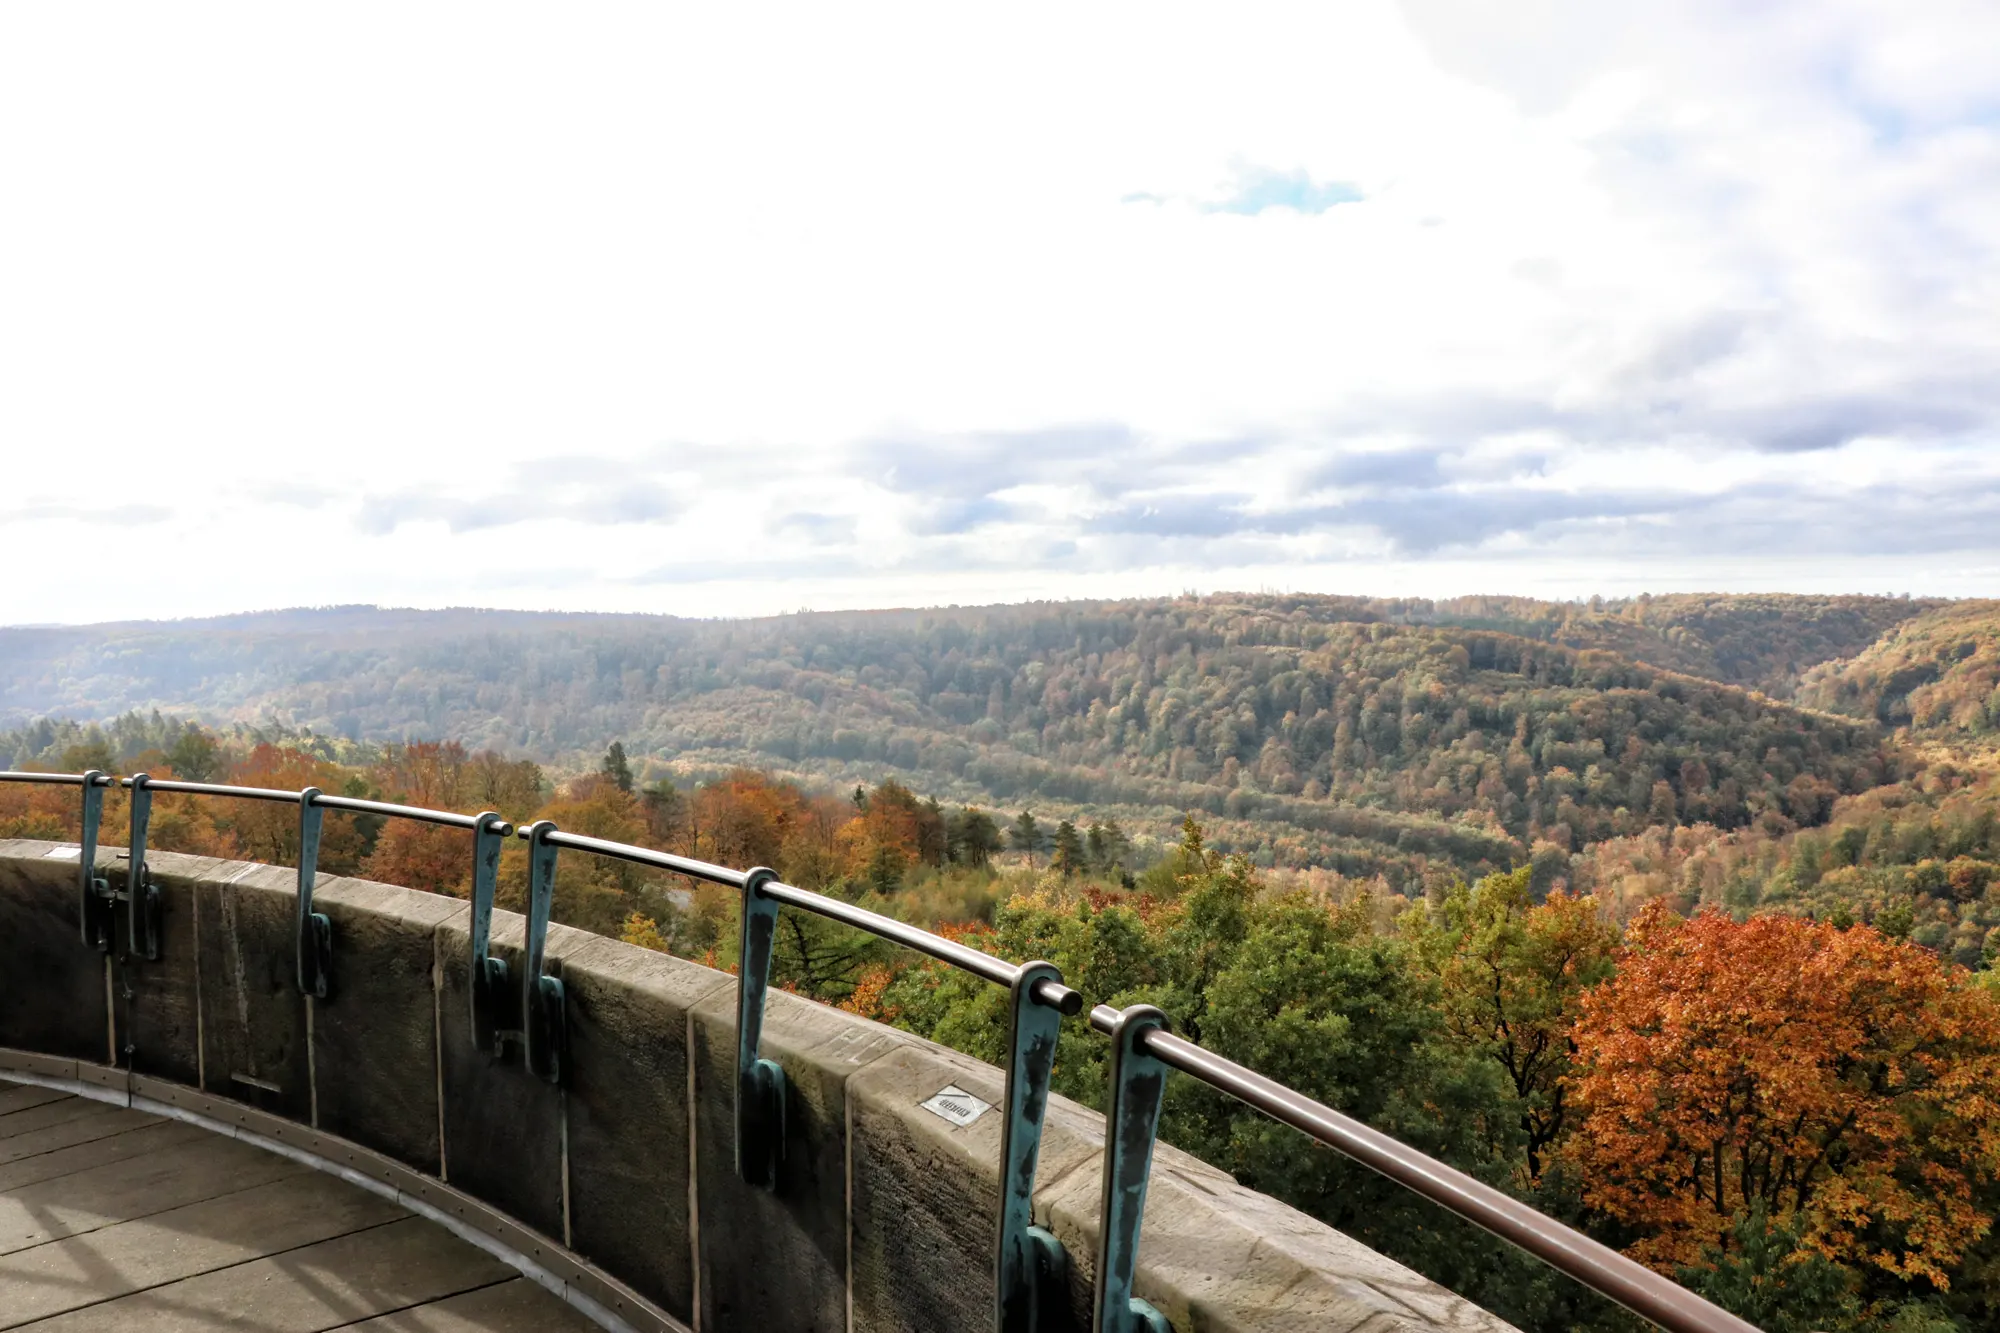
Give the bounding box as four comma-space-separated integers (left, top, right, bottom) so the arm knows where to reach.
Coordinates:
361, 823, 471, 897
688, 769, 803, 868
0, 780, 77, 840
213, 745, 370, 873
1567, 903, 2000, 1285
372, 741, 470, 810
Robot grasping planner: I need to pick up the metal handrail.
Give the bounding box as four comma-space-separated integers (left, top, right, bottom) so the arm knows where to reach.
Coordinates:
541, 828, 1079, 1010
1089, 1008, 1755, 1333
0, 768, 1757, 1333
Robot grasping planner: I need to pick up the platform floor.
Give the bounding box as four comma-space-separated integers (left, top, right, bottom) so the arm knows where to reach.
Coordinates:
0, 1084, 598, 1331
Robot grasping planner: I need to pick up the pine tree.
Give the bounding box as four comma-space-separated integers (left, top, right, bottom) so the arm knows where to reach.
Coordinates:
949, 807, 1002, 867
1009, 811, 1044, 866
600, 741, 634, 793
1051, 820, 1084, 876
1086, 818, 1131, 873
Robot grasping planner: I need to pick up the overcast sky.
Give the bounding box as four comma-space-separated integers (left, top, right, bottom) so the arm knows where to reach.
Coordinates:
2, 2, 1996, 625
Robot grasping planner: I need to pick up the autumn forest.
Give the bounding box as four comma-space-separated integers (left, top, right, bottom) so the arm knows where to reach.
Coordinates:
3, 591, 1999, 1333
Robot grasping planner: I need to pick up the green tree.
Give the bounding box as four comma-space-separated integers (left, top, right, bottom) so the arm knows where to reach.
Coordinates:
919, 796, 949, 865
1009, 811, 1044, 865
863, 817, 1574, 1328
1051, 820, 1084, 876
1085, 818, 1131, 875
640, 778, 683, 843
1400, 868, 1618, 1179
948, 807, 1002, 867
165, 726, 222, 782
774, 881, 891, 1003
60, 736, 115, 773
600, 741, 634, 793
1676, 1209, 1860, 1333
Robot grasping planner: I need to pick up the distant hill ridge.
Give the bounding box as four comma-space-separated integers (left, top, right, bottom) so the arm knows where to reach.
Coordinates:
2, 591, 1957, 881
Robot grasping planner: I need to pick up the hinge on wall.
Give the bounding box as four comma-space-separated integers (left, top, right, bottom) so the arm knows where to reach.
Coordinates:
295, 787, 334, 999
1093, 1005, 1173, 1333
78, 770, 114, 952
734, 866, 786, 1190
995, 959, 1077, 1332
75, 771, 161, 960
122, 773, 161, 961
467, 810, 514, 1056
520, 821, 567, 1085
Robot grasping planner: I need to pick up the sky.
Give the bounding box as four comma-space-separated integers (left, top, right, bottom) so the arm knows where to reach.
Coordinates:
2, 1, 1997, 625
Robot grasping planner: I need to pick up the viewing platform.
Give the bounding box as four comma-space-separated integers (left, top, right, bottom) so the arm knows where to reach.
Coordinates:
0, 1088, 592, 1331
0, 767, 1759, 1332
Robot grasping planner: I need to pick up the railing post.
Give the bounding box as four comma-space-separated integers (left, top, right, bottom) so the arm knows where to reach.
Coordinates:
1093, 1006, 1172, 1333
296, 786, 334, 999
124, 773, 160, 961
521, 821, 567, 1085
735, 865, 786, 1190
77, 770, 113, 953
996, 960, 1076, 1333
467, 810, 513, 1057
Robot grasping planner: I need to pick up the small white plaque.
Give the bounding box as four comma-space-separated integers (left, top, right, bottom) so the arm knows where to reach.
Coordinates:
42, 846, 80, 860
919, 1085, 992, 1128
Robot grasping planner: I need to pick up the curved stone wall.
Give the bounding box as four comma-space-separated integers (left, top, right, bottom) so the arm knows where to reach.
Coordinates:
0, 841, 1516, 1333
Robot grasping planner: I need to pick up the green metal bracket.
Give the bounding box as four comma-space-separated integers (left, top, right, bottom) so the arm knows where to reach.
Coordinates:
77, 770, 113, 953
521, 821, 567, 1085
467, 810, 513, 1057
734, 865, 786, 1190
295, 786, 334, 999
1093, 1005, 1172, 1333
996, 959, 1075, 1333
123, 773, 161, 961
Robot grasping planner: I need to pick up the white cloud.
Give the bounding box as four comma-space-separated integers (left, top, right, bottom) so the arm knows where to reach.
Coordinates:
0, 0, 1994, 624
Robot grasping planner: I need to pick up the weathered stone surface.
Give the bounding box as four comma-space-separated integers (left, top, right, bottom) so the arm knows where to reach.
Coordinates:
0, 1101, 154, 1166
0, 1168, 407, 1328
310, 874, 468, 1174
690, 983, 907, 1333
0, 1093, 118, 1139
0, 1083, 68, 1117
1038, 1136, 1521, 1333
0, 841, 109, 1063
0, 1129, 307, 1254
21, 1213, 514, 1332
0, 1116, 204, 1191
435, 905, 592, 1243
117, 850, 221, 1087
560, 933, 731, 1323
847, 1037, 1105, 1333
194, 861, 311, 1119
341, 1277, 602, 1331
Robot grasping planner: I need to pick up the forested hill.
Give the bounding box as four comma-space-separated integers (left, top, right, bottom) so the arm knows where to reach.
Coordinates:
1797, 600, 2000, 737
1, 593, 1924, 882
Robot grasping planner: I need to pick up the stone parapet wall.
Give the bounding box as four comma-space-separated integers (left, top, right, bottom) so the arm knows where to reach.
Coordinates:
0, 841, 1515, 1333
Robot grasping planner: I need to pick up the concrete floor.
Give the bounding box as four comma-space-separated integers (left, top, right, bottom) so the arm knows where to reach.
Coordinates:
0, 1085, 598, 1331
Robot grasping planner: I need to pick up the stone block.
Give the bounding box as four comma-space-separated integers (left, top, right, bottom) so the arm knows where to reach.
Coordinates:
558, 934, 731, 1323
434, 905, 593, 1243
0, 1115, 204, 1192
116, 850, 222, 1088
194, 862, 311, 1120
308, 874, 468, 1175
0, 843, 111, 1064
1036, 1135, 1520, 1333
689, 984, 907, 1333
846, 1037, 1104, 1333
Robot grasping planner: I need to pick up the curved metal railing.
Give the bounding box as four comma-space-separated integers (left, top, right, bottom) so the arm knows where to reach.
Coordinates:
0, 768, 1756, 1333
